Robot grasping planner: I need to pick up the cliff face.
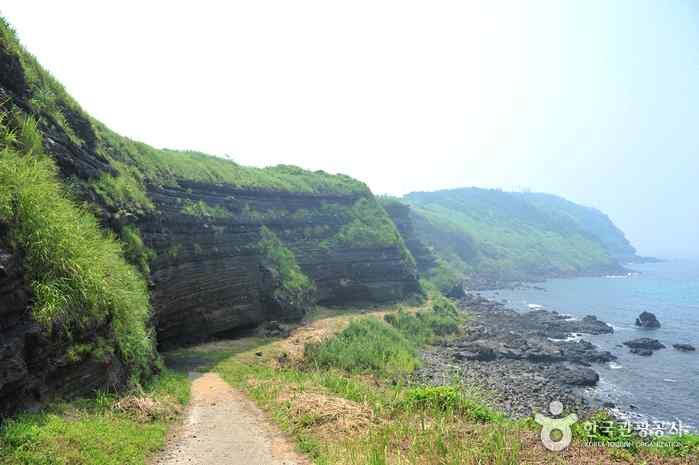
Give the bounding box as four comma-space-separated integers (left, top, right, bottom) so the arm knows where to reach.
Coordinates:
142, 183, 419, 347
381, 200, 436, 273
0, 18, 419, 415
0, 247, 127, 417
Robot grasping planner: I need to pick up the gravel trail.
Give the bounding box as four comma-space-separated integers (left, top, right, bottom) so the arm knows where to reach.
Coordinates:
154, 372, 308, 465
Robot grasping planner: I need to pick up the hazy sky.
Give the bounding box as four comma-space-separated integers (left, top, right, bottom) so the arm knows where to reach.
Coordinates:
2, 1, 698, 258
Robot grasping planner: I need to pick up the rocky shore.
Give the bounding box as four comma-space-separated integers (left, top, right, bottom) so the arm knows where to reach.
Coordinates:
414, 293, 617, 418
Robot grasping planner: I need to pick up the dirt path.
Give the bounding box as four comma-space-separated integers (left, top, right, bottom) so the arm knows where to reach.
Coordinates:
154, 372, 309, 465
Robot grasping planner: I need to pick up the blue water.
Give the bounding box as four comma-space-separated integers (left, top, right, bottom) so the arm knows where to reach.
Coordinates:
481, 260, 699, 429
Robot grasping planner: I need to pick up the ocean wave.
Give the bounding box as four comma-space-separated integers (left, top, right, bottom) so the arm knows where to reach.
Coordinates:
608, 362, 623, 370
527, 303, 544, 309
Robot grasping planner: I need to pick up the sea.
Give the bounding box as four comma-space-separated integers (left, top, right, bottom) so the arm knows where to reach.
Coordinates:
481, 259, 699, 431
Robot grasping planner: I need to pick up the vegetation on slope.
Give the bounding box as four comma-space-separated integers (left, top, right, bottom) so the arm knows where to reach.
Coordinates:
516, 191, 638, 260
305, 297, 463, 376
0, 370, 189, 465
404, 188, 621, 285
305, 318, 419, 376
170, 301, 698, 465
258, 226, 316, 304
0, 109, 155, 377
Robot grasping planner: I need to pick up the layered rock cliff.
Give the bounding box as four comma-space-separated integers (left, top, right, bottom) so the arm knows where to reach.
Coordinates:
141, 183, 420, 347
0, 247, 128, 417
0, 17, 419, 415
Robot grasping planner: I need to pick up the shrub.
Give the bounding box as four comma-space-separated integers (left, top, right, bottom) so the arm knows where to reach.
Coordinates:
305, 318, 419, 376
120, 225, 155, 276
384, 297, 463, 344
180, 199, 232, 219
257, 226, 315, 302
0, 110, 154, 377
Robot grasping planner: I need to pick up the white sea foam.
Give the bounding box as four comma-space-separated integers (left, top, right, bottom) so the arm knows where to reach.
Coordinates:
608, 362, 623, 370
527, 303, 544, 309
547, 332, 583, 342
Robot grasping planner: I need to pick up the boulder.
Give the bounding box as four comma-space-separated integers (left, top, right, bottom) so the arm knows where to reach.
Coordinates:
549, 366, 600, 386
673, 343, 696, 352
565, 367, 600, 386
257, 320, 292, 338
635, 311, 661, 329
454, 342, 497, 362
630, 347, 653, 356
623, 337, 665, 350
624, 338, 665, 356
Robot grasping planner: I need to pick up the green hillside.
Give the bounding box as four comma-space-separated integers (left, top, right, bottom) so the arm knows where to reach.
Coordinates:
515, 191, 637, 260
403, 188, 629, 288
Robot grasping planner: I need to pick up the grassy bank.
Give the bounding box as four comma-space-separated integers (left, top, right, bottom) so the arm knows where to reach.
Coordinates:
0, 370, 190, 465
166, 303, 526, 465
167, 302, 699, 465
0, 110, 155, 377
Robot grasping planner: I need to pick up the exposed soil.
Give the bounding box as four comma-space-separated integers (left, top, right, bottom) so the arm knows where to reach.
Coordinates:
153, 372, 309, 465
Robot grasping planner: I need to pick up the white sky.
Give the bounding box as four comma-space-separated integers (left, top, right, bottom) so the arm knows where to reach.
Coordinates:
2, 1, 698, 258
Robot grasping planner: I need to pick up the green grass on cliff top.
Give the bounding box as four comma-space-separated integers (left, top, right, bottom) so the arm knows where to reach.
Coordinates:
0, 16, 369, 213
0, 16, 413, 266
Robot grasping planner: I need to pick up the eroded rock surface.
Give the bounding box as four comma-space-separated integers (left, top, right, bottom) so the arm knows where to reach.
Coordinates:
635, 311, 661, 329
415, 293, 616, 418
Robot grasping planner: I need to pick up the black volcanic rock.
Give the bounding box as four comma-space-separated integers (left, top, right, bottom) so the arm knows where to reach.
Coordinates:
415, 295, 625, 419
624, 338, 665, 356
630, 347, 653, 356
0, 246, 128, 418
623, 338, 665, 350
635, 311, 661, 329
673, 343, 696, 352
551, 366, 600, 386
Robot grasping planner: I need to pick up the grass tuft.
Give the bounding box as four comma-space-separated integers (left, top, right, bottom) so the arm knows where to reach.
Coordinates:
305, 318, 419, 376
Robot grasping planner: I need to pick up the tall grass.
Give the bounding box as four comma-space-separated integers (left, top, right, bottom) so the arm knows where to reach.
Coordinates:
305, 318, 419, 376
0, 110, 154, 376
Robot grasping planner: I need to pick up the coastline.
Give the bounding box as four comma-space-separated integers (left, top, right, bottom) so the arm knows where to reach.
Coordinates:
462, 255, 660, 292
415, 292, 619, 419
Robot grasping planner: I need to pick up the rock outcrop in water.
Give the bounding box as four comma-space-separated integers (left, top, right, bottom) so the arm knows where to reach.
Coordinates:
635, 311, 661, 329
623, 338, 665, 356
672, 343, 695, 352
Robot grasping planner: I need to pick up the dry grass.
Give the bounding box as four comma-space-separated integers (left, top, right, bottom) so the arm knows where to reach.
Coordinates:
280, 390, 377, 438
169, 303, 696, 465
112, 394, 182, 423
